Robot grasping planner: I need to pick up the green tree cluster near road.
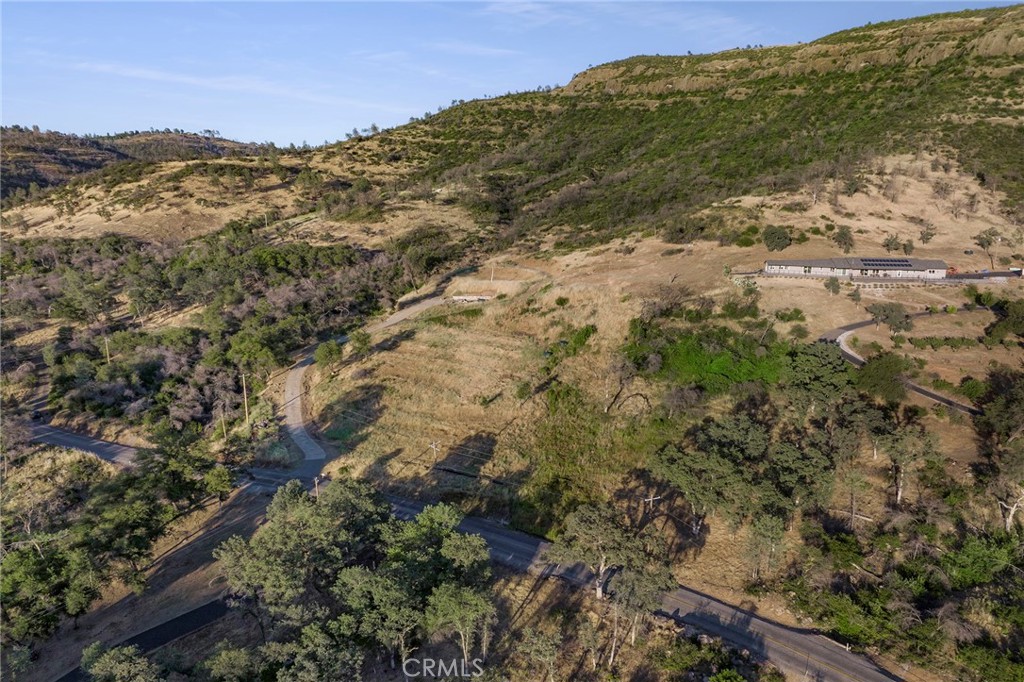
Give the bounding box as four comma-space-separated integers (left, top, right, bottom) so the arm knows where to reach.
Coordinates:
546, 504, 675, 670
585, 298, 1024, 681
209, 477, 495, 680
0, 427, 233, 644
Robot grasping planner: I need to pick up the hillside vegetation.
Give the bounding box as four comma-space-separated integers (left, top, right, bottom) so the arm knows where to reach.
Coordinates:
3, 6, 1021, 249
2, 6, 1024, 682
0, 126, 270, 201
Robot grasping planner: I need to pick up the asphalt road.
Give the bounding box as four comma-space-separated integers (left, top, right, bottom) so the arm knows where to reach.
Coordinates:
389, 497, 901, 682
819, 310, 982, 416
30, 423, 138, 467
42, 295, 902, 682
54, 601, 230, 682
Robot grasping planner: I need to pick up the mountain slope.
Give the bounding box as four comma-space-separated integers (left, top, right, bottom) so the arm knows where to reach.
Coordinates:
3, 5, 1022, 248
404, 5, 1023, 246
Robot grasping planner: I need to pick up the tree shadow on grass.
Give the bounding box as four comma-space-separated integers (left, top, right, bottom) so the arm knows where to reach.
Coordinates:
499, 566, 588, 636
319, 383, 385, 453
365, 447, 404, 482
372, 328, 416, 353
429, 431, 498, 482
612, 468, 709, 563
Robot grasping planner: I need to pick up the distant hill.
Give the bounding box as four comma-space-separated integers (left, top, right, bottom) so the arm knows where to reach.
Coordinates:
0, 127, 268, 199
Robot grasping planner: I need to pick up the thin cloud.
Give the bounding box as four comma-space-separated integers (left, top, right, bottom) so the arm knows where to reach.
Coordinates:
591, 4, 768, 47
425, 40, 523, 57
352, 49, 411, 64
350, 49, 489, 88
477, 2, 590, 30
72, 60, 407, 112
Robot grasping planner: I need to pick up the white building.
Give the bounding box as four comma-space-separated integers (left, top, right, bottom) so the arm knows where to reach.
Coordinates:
763, 257, 947, 280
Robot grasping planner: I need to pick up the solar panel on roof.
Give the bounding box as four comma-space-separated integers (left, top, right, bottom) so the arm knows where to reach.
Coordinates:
860, 258, 913, 267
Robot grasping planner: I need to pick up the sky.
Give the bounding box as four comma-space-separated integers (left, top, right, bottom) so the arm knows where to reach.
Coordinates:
2, 1, 1018, 145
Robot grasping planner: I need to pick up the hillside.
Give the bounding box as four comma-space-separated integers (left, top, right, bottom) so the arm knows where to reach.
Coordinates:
0, 126, 269, 201
2, 6, 1024, 682
410, 5, 1024, 245
3, 5, 1022, 251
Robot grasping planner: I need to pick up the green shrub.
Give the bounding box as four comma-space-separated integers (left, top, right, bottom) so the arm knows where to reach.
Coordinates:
514, 381, 533, 401
314, 340, 344, 366
762, 225, 792, 252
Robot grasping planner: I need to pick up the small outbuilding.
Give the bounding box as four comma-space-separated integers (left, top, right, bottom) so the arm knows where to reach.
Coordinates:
763, 257, 947, 280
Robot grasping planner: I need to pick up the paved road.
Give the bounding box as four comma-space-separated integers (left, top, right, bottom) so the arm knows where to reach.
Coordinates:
42, 293, 902, 682
389, 496, 900, 682
819, 310, 982, 416
55, 601, 230, 682
54, 488, 900, 682
30, 423, 138, 467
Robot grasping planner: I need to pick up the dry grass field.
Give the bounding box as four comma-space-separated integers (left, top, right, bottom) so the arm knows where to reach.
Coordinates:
299, 227, 1020, 620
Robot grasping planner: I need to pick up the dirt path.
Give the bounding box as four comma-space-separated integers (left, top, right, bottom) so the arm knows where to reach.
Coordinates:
282, 294, 449, 463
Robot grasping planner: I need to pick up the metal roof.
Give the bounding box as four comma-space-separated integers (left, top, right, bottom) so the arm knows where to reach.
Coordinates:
764, 257, 947, 270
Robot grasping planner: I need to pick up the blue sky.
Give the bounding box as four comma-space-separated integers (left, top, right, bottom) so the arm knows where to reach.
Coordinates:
2, 2, 1017, 145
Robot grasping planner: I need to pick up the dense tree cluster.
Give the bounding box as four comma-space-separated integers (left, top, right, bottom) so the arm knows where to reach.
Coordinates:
617, 303, 1023, 680
0, 427, 233, 643
210, 479, 495, 680
1, 219, 467, 436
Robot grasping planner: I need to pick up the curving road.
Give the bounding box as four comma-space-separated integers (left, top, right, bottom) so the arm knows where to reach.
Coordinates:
819, 309, 983, 415
44, 289, 902, 682
281, 294, 449, 465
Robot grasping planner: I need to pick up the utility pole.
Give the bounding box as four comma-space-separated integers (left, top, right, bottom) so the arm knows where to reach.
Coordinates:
313, 474, 323, 498
642, 495, 662, 517
429, 441, 440, 464
241, 374, 250, 426
103, 336, 111, 365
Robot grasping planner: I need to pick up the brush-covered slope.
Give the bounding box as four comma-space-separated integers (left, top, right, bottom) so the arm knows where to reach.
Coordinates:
3, 5, 1022, 248
0, 127, 267, 199
407, 5, 1023, 244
